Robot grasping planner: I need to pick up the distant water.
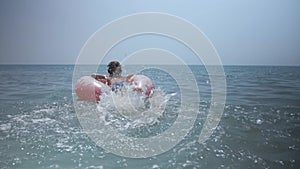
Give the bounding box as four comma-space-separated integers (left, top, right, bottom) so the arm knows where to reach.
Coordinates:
0, 65, 299, 169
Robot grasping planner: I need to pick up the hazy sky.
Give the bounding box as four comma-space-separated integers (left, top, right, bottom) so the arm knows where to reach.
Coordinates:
0, 0, 299, 65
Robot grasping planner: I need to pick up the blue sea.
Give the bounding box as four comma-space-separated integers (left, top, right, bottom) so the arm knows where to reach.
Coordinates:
0, 65, 299, 169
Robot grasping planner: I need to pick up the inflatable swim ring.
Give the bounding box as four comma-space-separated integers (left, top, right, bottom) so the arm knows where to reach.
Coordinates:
75, 76, 110, 101
128, 75, 155, 98
75, 75, 155, 101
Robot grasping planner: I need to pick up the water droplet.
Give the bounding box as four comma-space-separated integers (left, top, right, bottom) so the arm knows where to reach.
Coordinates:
152, 164, 160, 169
256, 119, 263, 125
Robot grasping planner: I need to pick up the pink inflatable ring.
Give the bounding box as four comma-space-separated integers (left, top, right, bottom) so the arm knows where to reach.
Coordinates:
75, 75, 155, 102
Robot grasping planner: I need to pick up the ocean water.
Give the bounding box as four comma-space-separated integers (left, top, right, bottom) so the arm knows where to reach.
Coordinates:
0, 65, 299, 169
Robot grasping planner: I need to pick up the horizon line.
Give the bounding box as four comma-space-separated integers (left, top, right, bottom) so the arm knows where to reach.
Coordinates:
0, 63, 299, 67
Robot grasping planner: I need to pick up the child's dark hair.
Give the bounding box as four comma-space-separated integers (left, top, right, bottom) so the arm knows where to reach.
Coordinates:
107, 61, 121, 75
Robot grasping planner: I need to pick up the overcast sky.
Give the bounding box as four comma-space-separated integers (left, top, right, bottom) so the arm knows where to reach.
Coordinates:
0, 0, 299, 65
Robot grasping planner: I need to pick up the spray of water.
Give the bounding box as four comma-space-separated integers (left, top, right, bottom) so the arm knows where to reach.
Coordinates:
96, 86, 175, 130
